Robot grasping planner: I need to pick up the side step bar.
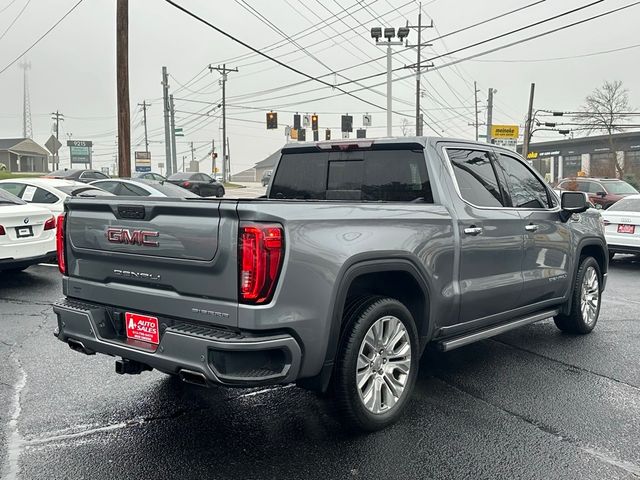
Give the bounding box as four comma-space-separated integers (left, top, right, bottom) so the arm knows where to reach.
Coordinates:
436, 309, 559, 352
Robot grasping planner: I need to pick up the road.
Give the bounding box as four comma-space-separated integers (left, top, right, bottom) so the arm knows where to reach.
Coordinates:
1, 255, 639, 478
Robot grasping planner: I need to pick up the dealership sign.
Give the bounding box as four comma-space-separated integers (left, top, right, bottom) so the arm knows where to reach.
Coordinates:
67, 140, 92, 165
135, 151, 151, 172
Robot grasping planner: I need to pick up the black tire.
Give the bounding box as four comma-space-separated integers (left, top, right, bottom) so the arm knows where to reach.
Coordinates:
554, 256, 602, 334
1, 266, 28, 273
216, 187, 224, 198
332, 296, 419, 432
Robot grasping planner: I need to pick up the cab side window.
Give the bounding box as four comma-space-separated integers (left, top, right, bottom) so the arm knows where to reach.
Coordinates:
448, 148, 505, 207
494, 153, 550, 209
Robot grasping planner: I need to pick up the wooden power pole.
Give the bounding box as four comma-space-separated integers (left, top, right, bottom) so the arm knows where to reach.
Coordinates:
116, 0, 131, 177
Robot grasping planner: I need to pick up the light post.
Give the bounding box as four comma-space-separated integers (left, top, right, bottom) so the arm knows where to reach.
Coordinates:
371, 26, 409, 137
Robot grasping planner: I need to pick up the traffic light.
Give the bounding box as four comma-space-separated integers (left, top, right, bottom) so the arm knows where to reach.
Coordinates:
341, 115, 353, 132
325, 129, 331, 140
266, 111, 278, 129
293, 114, 301, 130
298, 128, 306, 141
311, 114, 318, 131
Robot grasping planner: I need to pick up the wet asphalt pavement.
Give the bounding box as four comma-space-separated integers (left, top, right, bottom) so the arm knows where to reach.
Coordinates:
1, 257, 639, 480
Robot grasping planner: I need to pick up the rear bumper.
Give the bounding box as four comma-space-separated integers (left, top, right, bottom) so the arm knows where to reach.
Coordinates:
0, 250, 56, 270
53, 298, 302, 387
608, 244, 640, 255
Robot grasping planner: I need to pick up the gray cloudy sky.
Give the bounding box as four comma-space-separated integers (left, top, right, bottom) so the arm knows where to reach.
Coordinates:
0, 0, 638, 174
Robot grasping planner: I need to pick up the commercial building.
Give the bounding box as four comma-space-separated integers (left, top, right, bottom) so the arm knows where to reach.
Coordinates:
231, 148, 280, 183
0, 138, 50, 173
517, 131, 640, 184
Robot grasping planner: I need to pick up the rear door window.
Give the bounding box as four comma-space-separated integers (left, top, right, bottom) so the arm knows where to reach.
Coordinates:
31, 187, 59, 204
447, 148, 505, 207
270, 148, 432, 202
0, 182, 27, 198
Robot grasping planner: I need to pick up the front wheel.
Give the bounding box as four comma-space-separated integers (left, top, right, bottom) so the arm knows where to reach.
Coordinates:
554, 256, 602, 334
216, 187, 224, 198
332, 296, 419, 432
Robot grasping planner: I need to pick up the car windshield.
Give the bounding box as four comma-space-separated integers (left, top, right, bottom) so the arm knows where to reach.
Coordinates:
608, 197, 640, 212
0, 188, 26, 205
604, 181, 638, 194
168, 173, 192, 180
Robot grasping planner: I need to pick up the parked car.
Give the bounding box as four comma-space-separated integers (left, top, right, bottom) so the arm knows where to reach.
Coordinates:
44, 169, 110, 183
0, 178, 109, 216
133, 172, 167, 182
261, 169, 272, 187
54, 138, 606, 432
0, 189, 56, 272
557, 177, 638, 209
90, 178, 199, 197
601, 194, 640, 259
167, 172, 225, 197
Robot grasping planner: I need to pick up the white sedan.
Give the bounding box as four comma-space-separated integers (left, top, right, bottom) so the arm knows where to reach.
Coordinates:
0, 178, 108, 216
0, 189, 57, 272
601, 194, 640, 259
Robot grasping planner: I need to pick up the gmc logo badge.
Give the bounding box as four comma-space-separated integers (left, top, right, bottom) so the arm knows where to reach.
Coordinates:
106, 227, 159, 247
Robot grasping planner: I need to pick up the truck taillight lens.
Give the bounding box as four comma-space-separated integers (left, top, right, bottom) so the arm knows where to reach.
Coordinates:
44, 216, 56, 231
56, 213, 66, 275
239, 223, 284, 304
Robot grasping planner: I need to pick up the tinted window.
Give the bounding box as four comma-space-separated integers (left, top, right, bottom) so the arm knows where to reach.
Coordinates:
93, 171, 109, 179
0, 182, 27, 198
0, 188, 26, 205
608, 197, 640, 211
31, 187, 59, 204
140, 181, 198, 197
495, 154, 550, 208
92, 181, 120, 194
200, 173, 213, 182
448, 149, 504, 207
117, 182, 150, 196
270, 149, 432, 202
80, 171, 96, 180
168, 172, 192, 181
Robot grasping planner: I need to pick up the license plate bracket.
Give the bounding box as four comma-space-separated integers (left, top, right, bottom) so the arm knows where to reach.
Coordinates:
125, 312, 160, 344
617, 224, 635, 234
15, 226, 33, 238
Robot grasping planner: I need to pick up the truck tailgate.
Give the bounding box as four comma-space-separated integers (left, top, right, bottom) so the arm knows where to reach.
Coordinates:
63, 197, 239, 327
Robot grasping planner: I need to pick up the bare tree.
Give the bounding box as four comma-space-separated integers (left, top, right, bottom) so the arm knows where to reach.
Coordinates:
574, 80, 631, 177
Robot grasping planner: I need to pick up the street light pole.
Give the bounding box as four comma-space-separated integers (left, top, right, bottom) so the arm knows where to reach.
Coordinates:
386, 44, 392, 137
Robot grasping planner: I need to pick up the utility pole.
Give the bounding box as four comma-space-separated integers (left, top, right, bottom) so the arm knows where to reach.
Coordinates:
474, 81, 479, 141
522, 83, 536, 159
226, 137, 231, 180
486, 88, 495, 144
211, 139, 216, 174
138, 100, 150, 153
190, 141, 194, 170
169, 94, 178, 173
162, 66, 172, 176
406, 3, 433, 136
209, 64, 238, 183
116, 0, 131, 178
51, 111, 64, 169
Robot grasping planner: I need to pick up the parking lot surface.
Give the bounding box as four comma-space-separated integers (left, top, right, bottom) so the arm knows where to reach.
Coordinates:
1, 256, 639, 480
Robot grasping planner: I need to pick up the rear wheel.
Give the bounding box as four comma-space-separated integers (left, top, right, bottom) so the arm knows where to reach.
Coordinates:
332, 296, 419, 432
216, 187, 224, 198
554, 256, 602, 334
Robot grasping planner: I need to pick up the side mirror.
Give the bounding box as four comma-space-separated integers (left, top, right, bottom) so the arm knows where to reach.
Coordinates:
597, 191, 607, 197
561, 191, 589, 215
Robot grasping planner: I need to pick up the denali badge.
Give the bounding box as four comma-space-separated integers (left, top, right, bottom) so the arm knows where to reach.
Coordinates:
106, 227, 159, 247
113, 269, 161, 281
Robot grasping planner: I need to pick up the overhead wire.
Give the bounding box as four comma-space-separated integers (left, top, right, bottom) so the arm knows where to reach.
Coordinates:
0, 0, 32, 42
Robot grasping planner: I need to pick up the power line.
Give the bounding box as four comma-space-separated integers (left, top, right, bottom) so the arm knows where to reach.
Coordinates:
467, 42, 640, 63
0, 0, 85, 77
0, 0, 32, 42
0, 0, 18, 14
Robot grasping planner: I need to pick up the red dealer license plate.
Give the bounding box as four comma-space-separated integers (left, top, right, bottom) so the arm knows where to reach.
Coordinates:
617, 224, 635, 234
125, 312, 160, 344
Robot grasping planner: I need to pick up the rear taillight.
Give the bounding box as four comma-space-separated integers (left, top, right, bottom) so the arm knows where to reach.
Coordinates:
239, 223, 284, 304
0, 225, 5, 235
44, 216, 56, 231
182, 181, 191, 188
56, 213, 66, 275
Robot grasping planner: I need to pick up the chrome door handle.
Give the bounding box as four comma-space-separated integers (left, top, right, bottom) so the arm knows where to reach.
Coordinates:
525, 224, 539, 232
463, 226, 483, 236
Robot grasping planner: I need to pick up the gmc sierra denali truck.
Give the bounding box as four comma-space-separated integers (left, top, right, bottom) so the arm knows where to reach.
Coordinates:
53, 137, 607, 431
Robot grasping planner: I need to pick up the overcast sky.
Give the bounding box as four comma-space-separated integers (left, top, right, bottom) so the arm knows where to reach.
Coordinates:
0, 0, 638, 175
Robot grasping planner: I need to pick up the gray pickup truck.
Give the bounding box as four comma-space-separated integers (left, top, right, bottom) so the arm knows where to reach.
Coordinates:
53, 137, 607, 431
